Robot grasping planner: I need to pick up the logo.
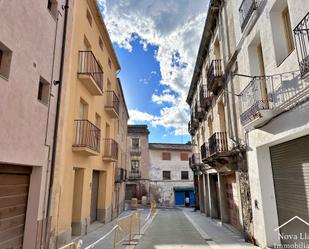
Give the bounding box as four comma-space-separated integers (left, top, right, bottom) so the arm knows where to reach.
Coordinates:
274, 216, 309, 231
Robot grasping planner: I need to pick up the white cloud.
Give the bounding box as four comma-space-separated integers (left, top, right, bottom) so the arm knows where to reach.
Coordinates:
99, 0, 208, 136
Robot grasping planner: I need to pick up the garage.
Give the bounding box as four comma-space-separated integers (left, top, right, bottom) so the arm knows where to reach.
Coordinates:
0, 165, 31, 249
270, 135, 309, 245
174, 187, 195, 207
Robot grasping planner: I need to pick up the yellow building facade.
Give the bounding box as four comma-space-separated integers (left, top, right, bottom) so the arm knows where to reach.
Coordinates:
49, 0, 128, 247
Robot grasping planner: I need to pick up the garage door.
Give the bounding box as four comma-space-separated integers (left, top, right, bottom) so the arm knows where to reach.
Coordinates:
0, 166, 31, 249
270, 135, 309, 245
175, 191, 185, 206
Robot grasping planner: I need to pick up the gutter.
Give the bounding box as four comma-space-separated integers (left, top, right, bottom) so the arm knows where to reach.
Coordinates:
45, 0, 70, 246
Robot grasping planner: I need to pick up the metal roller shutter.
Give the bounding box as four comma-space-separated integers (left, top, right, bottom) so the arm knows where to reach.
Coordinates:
270, 135, 309, 245
0, 166, 31, 249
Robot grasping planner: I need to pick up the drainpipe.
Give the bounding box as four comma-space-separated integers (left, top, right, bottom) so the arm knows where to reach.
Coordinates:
44, 0, 70, 247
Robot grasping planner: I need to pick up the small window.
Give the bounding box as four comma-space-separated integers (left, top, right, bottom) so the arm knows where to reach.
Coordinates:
162, 152, 171, 160
162, 171, 171, 180
180, 153, 189, 161
47, 0, 58, 18
38, 77, 50, 105
99, 37, 103, 51
0, 42, 12, 79
181, 171, 189, 180
131, 160, 140, 173
86, 9, 92, 27
108, 58, 112, 69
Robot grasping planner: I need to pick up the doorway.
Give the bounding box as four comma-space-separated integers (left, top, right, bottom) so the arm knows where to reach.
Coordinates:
90, 171, 100, 223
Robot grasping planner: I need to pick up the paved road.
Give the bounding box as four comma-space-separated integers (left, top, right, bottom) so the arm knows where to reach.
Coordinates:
135, 208, 210, 249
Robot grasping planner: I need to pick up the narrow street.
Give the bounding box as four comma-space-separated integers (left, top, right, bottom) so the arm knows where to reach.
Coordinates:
136, 208, 254, 249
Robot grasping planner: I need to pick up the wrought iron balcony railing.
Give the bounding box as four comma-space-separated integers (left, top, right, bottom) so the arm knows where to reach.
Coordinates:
128, 171, 141, 180
115, 167, 126, 183
195, 101, 204, 121
294, 12, 309, 77
240, 76, 272, 125
209, 132, 228, 156
207, 59, 223, 93
189, 153, 201, 167
102, 138, 118, 161
239, 0, 257, 32
72, 120, 101, 153
199, 84, 212, 110
200, 143, 210, 161
130, 147, 141, 155
105, 90, 120, 117
78, 51, 103, 92
188, 113, 199, 135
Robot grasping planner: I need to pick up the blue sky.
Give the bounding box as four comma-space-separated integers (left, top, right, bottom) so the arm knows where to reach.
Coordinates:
98, 0, 208, 143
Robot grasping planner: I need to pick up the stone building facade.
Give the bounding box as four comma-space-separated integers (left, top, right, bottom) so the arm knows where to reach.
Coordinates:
187, 0, 309, 247
149, 143, 194, 207
125, 125, 150, 200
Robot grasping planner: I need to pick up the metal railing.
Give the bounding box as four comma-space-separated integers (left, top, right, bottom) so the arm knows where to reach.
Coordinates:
209, 132, 228, 155
294, 12, 309, 77
199, 84, 211, 109
78, 50, 103, 91
105, 90, 120, 115
73, 120, 101, 152
115, 168, 126, 183
239, 0, 257, 32
207, 59, 223, 90
200, 143, 209, 161
128, 171, 141, 179
130, 147, 141, 155
195, 100, 204, 120
103, 138, 118, 160
191, 153, 201, 166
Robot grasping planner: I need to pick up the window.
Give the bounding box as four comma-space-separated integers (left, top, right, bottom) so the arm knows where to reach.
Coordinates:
282, 7, 294, 54
270, 1, 294, 65
108, 58, 112, 69
86, 9, 92, 27
95, 113, 101, 128
162, 152, 171, 160
132, 138, 139, 148
131, 160, 140, 173
99, 37, 103, 51
37, 77, 50, 105
0, 42, 12, 79
47, 0, 58, 18
181, 171, 189, 180
162, 171, 171, 180
180, 153, 189, 161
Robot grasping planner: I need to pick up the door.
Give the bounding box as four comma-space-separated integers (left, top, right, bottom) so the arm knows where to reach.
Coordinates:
225, 173, 241, 232
189, 191, 195, 207
0, 166, 31, 249
90, 171, 99, 223
270, 135, 309, 245
175, 191, 185, 206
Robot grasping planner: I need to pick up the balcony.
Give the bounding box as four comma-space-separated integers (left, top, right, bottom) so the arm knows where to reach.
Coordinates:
199, 84, 212, 111
209, 132, 229, 156
188, 114, 198, 136
105, 90, 120, 118
72, 120, 100, 156
128, 171, 141, 180
102, 138, 118, 162
130, 147, 141, 156
294, 12, 309, 77
195, 102, 204, 121
115, 168, 126, 183
200, 143, 210, 162
240, 77, 274, 129
239, 0, 257, 32
77, 51, 103, 95
207, 59, 223, 94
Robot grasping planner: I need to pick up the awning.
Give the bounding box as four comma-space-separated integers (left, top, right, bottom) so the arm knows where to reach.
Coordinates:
173, 187, 194, 192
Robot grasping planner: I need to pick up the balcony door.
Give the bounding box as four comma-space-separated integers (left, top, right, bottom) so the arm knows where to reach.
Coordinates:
76, 100, 88, 145
132, 138, 139, 153
257, 43, 269, 109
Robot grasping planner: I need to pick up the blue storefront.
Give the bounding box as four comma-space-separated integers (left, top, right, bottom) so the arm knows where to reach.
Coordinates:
174, 187, 195, 207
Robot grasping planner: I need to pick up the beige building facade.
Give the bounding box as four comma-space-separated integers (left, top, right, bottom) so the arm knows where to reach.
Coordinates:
49, 0, 128, 247
188, 0, 309, 248
0, 1, 65, 248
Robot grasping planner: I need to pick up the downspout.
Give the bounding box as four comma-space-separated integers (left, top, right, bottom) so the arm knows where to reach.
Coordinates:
45, 0, 70, 246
